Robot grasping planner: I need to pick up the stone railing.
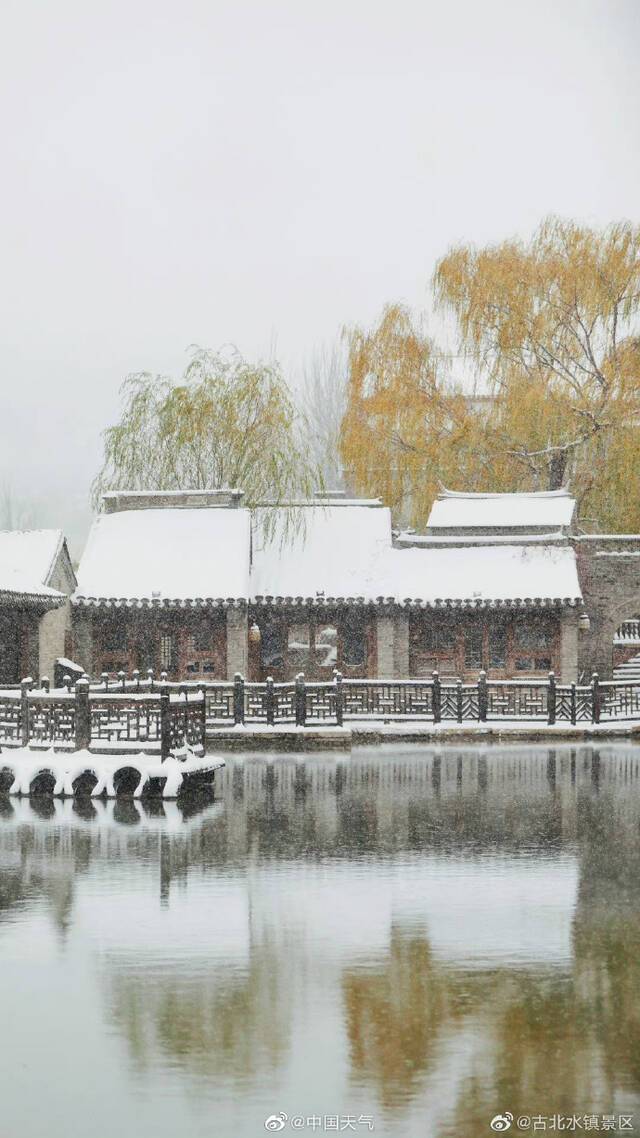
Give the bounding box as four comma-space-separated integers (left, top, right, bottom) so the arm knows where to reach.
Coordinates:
614, 619, 640, 643
0, 675, 205, 758
209, 671, 638, 726
3, 669, 640, 751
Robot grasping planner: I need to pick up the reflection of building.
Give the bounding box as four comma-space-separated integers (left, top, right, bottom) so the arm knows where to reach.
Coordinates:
1, 749, 639, 1136
70, 487, 584, 683
0, 530, 76, 684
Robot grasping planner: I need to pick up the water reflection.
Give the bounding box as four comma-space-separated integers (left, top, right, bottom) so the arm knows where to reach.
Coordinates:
0, 746, 638, 1138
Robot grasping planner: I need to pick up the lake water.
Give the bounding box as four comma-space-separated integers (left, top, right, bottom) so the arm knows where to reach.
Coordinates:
0, 744, 639, 1138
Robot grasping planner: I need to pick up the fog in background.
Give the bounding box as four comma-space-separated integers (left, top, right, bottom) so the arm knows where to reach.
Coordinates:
0, 0, 638, 556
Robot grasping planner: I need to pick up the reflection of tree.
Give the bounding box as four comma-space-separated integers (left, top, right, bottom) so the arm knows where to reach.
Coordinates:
343, 929, 452, 1108
104, 934, 291, 1083
339, 776, 640, 1130
343, 930, 612, 1130
0, 750, 639, 1133
571, 789, 640, 1093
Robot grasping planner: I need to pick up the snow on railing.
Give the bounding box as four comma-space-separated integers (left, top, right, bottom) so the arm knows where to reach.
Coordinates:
0, 675, 206, 757
203, 670, 640, 727
614, 619, 640, 643
3, 670, 640, 751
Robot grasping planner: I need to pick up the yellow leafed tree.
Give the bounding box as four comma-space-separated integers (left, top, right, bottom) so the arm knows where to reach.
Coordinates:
340, 219, 640, 532
339, 305, 488, 528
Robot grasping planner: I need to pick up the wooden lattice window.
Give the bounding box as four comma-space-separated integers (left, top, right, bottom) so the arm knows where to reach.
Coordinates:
343, 614, 366, 667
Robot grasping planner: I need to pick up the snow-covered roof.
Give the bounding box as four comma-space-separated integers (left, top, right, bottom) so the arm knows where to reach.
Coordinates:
0, 530, 66, 605
74, 508, 251, 606
73, 496, 582, 610
427, 489, 576, 532
375, 544, 582, 607
251, 503, 393, 600
252, 505, 581, 607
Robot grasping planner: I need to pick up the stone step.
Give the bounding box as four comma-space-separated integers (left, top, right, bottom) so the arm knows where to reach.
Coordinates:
613, 652, 640, 681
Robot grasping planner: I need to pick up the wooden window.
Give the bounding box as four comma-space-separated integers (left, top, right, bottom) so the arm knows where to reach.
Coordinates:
287, 623, 311, 670
261, 619, 284, 670
423, 623, 457, 653
102, 620, 127, 651
316, 624, 338, 669
464, 626, 483, 669
488, 622, 507, 669
514, 616, 554, 672
180, 618, 225, 679
409, 615, 460, 677
343, 614, 366, 667
99, 616, 135, 675
159, 632, 176, 672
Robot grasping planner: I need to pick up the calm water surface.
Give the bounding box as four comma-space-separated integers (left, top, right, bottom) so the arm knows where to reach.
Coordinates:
0, 744, 639, 1138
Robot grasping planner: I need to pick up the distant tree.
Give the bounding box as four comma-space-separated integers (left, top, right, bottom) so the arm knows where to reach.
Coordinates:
298, 341, 348, 491
340, 219, 640, 532
0, 482, 43, 531
93, 348, 322, 529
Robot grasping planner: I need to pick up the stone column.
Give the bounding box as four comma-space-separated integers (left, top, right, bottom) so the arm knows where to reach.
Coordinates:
559, 610, 579, 684
38, 600, 70, 682
72, 608, 94, 677
393, 611, 410, 678
376, 613, 395, 678
226, 605, 248, 679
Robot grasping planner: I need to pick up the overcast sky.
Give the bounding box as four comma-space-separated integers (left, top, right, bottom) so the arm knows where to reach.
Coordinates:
1, 0, 638, 551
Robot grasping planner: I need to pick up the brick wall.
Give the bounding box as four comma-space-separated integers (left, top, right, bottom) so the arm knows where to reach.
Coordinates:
575, 537, 640, 678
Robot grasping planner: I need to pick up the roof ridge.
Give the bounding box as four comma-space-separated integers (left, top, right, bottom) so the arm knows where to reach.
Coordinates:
438, 487, 572, 501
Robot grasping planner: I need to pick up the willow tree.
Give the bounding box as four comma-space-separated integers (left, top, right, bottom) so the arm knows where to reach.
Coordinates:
339, 304, 487, 527
340, 219, 640, 531
93, 348, 321, 530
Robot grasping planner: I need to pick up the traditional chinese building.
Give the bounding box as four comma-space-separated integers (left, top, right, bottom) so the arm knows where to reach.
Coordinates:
70, 487, 584, 683
396, 488, 580, 683
0, 529, 76, 684
72, 490, 250, 683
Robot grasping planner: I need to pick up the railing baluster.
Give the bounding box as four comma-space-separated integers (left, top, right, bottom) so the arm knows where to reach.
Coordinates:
160, 686, 171, 760
547, 671, 556, 725
20, 677, 32, 747
592, 672, 600, 724
75, 677, 91, 750
266, 676, 275, 726
432, 671, 441, 724
295, 673, 306, 726
478, 670, 487, 722
334, 671, 343, 726
233, 672, 245, 725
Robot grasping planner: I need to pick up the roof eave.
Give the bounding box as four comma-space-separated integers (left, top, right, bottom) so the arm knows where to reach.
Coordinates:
0, 589, 65, 610
71, 594, 582, 610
